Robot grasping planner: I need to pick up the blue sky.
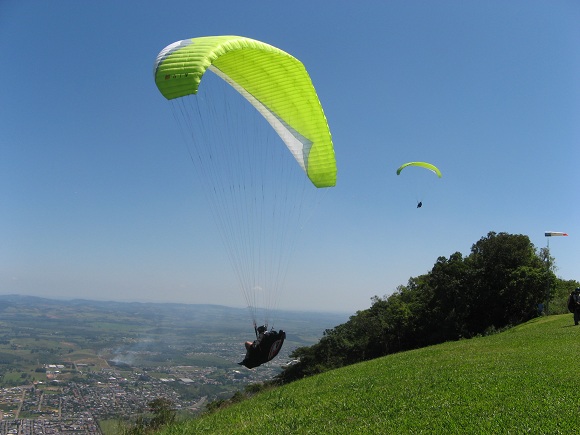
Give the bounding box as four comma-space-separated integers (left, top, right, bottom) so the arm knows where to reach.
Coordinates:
1, 1, 579, 313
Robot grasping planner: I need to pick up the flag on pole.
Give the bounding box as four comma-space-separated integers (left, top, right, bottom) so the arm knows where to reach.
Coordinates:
545, 231, 568, 237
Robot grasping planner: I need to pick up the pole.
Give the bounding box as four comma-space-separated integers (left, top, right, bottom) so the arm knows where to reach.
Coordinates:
546, 237, 550, 315
543, 231, 568, 316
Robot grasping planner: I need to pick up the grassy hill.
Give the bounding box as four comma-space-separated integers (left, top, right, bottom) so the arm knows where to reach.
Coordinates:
159, 314, 579, 434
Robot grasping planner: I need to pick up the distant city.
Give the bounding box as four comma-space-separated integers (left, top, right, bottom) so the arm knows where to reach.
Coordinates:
0, 295, 348, 434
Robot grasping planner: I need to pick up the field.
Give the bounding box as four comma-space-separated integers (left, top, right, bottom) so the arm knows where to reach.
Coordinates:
160, 314, 580, 434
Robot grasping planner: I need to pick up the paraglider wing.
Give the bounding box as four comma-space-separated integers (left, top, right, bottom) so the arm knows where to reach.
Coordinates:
396, 161, 442, 178
154, 36, 336, 188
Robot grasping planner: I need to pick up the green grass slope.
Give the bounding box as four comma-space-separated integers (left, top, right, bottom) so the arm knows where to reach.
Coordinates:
160, 314, 580, 434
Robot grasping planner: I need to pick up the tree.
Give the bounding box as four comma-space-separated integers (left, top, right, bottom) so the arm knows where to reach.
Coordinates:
466, 232, 546, 332
422, 252, 472, 341
120, 398, 176, 434
148, 398, 176, 430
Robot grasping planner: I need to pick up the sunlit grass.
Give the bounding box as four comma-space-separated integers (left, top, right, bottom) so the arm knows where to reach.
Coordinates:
160, 314, 580, 434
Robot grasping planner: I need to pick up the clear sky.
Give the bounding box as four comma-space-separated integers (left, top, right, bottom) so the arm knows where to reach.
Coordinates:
1, 1, 579, 314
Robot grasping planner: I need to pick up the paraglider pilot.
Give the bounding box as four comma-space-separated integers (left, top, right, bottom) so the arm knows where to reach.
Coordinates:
239, 325, 286, 369
567, 288, 580, 325
417, 201, 422, 208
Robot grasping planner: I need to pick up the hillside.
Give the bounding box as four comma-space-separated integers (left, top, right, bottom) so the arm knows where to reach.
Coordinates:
160, 314, 580, 434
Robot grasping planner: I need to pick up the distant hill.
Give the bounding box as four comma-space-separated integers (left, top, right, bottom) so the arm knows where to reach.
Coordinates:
159, 314, 580, 434
0, 293, 348, 335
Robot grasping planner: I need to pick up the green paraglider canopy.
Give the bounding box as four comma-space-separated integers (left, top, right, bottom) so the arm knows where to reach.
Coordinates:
154, 35, 336, 188
396, 162, 442, 178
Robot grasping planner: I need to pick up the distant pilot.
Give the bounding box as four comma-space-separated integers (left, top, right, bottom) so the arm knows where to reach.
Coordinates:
417, 201, 422, 208
567, 288, 580, 325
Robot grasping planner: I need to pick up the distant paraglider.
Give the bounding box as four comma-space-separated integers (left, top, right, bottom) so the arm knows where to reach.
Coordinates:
396, 162, 441, 208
